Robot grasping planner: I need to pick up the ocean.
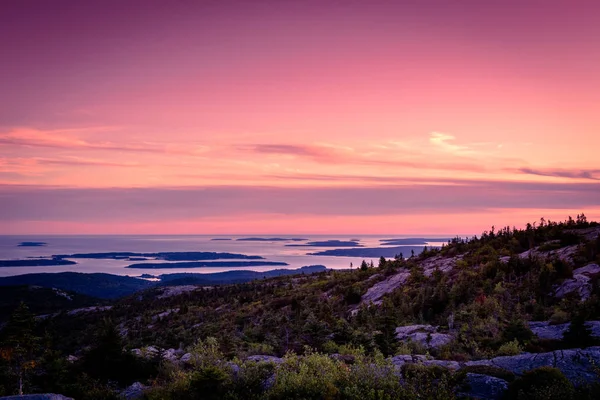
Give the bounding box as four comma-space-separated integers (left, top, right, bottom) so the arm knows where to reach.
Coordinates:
0, 235, 451, 278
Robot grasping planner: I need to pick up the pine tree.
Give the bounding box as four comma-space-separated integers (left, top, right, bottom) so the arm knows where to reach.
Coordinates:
0, 302, 40, 395
563, 313, 594, 348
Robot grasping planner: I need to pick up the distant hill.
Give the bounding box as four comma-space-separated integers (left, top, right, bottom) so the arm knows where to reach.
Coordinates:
0, 285, 101, 322
0, 272, 153, 299
0, 266, 327, 299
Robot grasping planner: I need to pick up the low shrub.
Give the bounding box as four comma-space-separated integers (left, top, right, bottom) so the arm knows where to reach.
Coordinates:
508, 366, 575, 400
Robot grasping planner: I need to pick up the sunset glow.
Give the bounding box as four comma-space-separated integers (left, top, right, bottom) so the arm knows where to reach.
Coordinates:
1, 0, 599, 234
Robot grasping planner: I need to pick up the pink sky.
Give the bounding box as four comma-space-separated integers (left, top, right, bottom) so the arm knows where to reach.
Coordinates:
1, 0, 599, 234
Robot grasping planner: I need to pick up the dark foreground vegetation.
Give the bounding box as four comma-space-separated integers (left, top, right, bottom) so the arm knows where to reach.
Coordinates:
1, 215, 600, 399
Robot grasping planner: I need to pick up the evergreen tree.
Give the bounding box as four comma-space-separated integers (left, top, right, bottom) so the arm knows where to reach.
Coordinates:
0, 302, 40, 395
563, 313, 594, 348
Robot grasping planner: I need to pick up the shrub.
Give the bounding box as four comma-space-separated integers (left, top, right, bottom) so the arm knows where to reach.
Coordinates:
229, 361, 275, 400
508, 367, 575, 400
189, 365, 232, 400
497, 339, 522, 356
549, 310, 569, 324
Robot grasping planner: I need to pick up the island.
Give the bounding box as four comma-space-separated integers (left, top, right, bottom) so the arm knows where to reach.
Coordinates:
236, 237, 307, 242
17, 241, 47, 247
211, 238, 232, 241
285, 240, 363, 247
380, 238, 452, 245
158, 265, 327, 285
308, 245, 431, 258
0, 259, 77, 267
52, 251, 264, 261
125, 260, 289, 269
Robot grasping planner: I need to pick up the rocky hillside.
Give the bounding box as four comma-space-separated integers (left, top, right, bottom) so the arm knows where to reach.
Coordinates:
1, 215, 600, 399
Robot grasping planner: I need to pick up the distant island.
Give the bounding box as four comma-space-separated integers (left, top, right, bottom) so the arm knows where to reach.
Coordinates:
126, 260, 289, 269
158, 265, 327, 285
52, 251, 264, 261
236, 237, 307, 242
308, 245, 430, 258
0, 259, 77, 267
211, 238, 232, 241
17, 241, 47, 247
285, 240, 363, 247
380, 238, 452, 245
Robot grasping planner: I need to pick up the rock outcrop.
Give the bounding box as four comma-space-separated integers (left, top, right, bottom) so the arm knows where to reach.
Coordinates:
392, 347, 600, 385
395, 324, 454, 349
360, 272, 410, 306
359, 255, 462, 307
246, 355, 284, 364
459, 373, 508, 400
119, 382, 146, 400
528, 320, 600, 340
465, 347, 600, 383
391, 354, 460, 370
554, 263, 600, 301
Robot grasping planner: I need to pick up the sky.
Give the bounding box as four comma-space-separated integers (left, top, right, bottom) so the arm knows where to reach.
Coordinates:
1, 0, 599, 234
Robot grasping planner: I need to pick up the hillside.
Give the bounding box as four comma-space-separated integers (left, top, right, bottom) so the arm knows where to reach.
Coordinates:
1, 215, 600, 399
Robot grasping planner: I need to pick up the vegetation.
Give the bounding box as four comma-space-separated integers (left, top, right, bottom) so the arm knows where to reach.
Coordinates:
0, 215, 599, 398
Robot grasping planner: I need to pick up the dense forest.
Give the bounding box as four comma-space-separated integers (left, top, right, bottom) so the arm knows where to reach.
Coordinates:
1, 215, 600, 399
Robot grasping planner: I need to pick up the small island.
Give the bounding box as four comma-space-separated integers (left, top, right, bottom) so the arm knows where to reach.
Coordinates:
0, 259, 76, 267
17, 241, 47, 247
285, 240, 363, 247
236, 237, 307, 242
308, 245, 430, 258
126, 260, 289, 269
380, 238, 452, 245
52, 251, 264, 261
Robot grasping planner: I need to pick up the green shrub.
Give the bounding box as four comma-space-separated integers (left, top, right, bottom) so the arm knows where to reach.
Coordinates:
497, 339, 522, 356
508, 367, 575, 400
189, 365, 232, 400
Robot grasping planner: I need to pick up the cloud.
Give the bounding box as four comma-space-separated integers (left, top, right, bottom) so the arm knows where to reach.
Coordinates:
0, 127, 208, 156
518, 167, 600, 181
244, 142, 489, 172
429, 132, 472, 155
1, 181, 598, 223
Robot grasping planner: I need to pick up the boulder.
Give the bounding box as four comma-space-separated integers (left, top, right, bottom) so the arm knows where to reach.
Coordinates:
119, 382, 145, 400
163, 348, 181, 362
395, 324, 436, 336
460, 373, 508, 400
390, 354, 459, 370
246, 355, 283, 364
390, 354, 428, 368
180, 352, 193, 364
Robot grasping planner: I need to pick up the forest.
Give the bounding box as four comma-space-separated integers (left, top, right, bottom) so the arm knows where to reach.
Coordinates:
1, 215, 600, 399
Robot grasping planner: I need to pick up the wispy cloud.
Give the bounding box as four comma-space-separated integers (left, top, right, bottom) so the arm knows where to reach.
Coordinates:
518, 167, 600, 181
429, 132, 473, 155
0, 127, 208, 156
243, 142, 489, 172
